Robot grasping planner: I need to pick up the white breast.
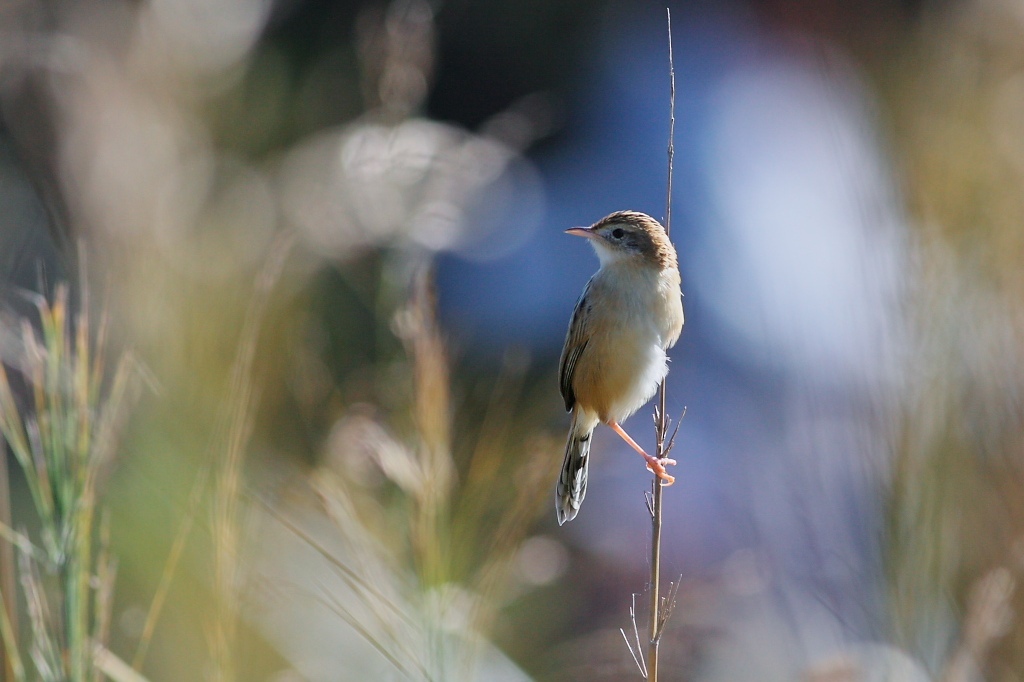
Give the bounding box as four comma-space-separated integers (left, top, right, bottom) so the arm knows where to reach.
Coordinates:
585, 263, 680, 423
606, 331, 668, 423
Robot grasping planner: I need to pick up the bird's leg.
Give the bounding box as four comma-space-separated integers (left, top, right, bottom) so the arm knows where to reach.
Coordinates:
607, 421, 676, 485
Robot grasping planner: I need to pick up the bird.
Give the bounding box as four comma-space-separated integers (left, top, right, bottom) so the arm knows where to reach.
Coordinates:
556, 210, 684, 525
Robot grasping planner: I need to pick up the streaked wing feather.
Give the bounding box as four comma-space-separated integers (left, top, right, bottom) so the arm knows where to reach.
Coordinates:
559, 281, 593, 411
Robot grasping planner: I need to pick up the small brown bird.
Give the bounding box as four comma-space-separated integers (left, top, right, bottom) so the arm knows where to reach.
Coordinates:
557, 211, 684, 524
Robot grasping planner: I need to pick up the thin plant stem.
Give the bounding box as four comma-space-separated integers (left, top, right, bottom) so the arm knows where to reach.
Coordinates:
132, 466, 209, 671
648, 473, 664, 680
647, 9, 676, 681
210, 233, 294, 682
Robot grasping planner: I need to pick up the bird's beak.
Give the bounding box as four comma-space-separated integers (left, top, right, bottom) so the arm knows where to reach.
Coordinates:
565, 226, 598, 239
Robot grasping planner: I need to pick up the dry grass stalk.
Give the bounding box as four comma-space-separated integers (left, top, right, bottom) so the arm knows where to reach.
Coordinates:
637, 10, 682, 682
209, 233, 294, 682
269, 267, 556, 681
131, 465, 209, 672
620, 10, 681, 675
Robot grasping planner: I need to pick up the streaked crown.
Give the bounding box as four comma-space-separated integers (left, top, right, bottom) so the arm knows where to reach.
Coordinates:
587, 211, 677, 269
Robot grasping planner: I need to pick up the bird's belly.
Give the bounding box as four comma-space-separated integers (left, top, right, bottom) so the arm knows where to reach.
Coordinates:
575, 326, 668, 424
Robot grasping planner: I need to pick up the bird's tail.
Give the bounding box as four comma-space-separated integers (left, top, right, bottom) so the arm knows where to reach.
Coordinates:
556, 414, 593, 525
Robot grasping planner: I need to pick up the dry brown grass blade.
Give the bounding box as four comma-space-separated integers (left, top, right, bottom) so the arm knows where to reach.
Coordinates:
940, 566, 1016, 682
469, 433, 557, 632
262, 492, 431, 680
132, 466, 209, 671
94, 644, 152, 682
209, 231, 294, 682
393, 268, 455, 588
0, 546, 24, 680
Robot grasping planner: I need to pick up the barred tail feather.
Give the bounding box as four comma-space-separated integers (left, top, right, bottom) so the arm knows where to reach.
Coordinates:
556, 419, 593, 525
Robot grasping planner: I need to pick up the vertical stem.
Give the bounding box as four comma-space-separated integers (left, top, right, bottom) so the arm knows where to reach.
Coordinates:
648, 471, 664, 680
648, 9, 676, 681
648, 378, 669, 680
210, 239, 291, 682
664, 10, 675, 251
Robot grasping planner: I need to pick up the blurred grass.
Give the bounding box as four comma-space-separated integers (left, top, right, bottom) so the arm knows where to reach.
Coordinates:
0, 283, 138, 681
878, 0, 1024, 676
6, 0, 1024, 680
2, 0, 637, 679
278, 269, 559, 680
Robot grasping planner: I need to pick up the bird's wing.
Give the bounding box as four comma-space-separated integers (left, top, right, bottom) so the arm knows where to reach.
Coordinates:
559, 280, 593, 412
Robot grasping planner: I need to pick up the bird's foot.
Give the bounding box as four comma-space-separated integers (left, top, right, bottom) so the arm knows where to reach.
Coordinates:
643, 454, 676, 485
607, 420, 678, 485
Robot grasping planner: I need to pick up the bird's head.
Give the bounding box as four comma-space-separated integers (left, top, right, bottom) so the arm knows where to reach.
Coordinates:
565, 211, 677, 270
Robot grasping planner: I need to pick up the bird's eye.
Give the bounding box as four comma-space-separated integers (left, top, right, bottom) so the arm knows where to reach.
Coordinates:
611, 228, 625, 239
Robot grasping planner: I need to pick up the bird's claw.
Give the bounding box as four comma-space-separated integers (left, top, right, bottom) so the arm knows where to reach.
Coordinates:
644, 455, 677, 485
